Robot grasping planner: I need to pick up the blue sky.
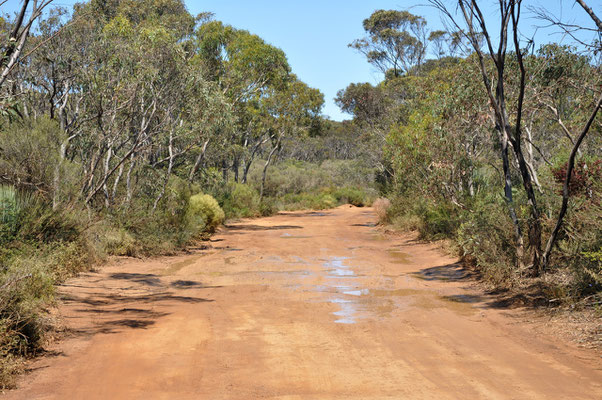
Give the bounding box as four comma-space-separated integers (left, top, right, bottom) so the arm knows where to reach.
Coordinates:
1, 1, 598, 120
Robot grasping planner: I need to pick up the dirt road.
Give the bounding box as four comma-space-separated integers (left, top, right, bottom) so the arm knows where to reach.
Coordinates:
6, 206, 602, 399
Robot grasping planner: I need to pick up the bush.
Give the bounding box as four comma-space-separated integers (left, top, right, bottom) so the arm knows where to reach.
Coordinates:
0, 118, 80, 201
372, 197, 391, 223
552, 179, 602, 298
415, 201, 460, 239
245, 159, 377, 199
0, 197, 92, 389
220, 183, 261, 218
102, 227, 137, 257
332, 186, 372, 207
281, 192, 337, 210
259, 197, 278, 216
108, 177, 197, 256
456, 199, 517, 286
187, 193, 225, 234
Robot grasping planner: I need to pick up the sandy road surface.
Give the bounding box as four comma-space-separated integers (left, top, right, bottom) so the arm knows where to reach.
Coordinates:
5, 206, 602, 399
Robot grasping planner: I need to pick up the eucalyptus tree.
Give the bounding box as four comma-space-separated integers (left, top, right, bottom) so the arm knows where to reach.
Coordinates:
19, 0, 212, 208
194, 20, 291, 180
0, 0, 54, 92
258, 76, 324, 200
350, 10, 428, 77
335, 82, 387, 126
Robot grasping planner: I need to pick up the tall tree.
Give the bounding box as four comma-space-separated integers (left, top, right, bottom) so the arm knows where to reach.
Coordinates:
350, 10, 428, 77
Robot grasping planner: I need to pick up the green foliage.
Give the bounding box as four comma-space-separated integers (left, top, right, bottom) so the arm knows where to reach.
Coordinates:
0, 194, 94, 388
219, 182, 261, 219
335, 82, 386, 122
187, 194, 225, 235
332, 187, 371, 207
15, 199, 81, 245
456, 198, 518, 286
247, 159, 375, 199
0, 186, 19, 245
415, 201, 460, 239
259, 197, 278, 217
350, 9, 427, 77
281, 192, 337, 211
553, 178, 602, 297
0, 118, 69, 195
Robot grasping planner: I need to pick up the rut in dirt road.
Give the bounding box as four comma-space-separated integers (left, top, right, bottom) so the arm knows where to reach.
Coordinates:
6, 206, 602, 400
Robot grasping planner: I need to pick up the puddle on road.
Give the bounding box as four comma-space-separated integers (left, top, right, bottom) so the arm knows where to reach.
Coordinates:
331, 300, 357, 324
252, 253, 480, 324
161, 254, 210, 276
328, 268, 355, 276
342, 288, 369, 296
280, 233, 312, 239
319, 257, 371, 324
369, 233, 388, 241
387, 249, 411, 264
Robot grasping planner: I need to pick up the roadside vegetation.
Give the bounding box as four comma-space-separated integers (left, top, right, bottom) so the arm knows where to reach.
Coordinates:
339, 3, 601, 309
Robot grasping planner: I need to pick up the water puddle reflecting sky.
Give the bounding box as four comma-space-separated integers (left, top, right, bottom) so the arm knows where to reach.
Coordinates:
319, 257, 370, 324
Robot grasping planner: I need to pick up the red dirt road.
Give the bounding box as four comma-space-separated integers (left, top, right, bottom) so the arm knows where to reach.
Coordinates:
5, 206, 602, 399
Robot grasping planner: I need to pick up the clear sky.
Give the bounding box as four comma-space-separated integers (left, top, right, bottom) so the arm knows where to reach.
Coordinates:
1, 1, 598, 121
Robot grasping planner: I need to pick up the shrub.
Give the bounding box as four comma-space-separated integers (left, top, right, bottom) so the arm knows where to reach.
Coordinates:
0, 118, 71, 196
102, 227, 137, 257
415, 201, 460, 239
332, 186, 371, 207
456, 199, 517, 286
187, 193, 225, 235
259, 197, 278, 216
16, 199, 81, 244
108, 177, 198, 256
220, 183, 260, 218
282, 192, 337, 210
372, 197, 391, 223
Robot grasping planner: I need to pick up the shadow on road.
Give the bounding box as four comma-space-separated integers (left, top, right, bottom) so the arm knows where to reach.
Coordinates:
413, 263, 473, 282
416, 263, 553, 310
58, 270, 217, 338
224, 224, 303, 231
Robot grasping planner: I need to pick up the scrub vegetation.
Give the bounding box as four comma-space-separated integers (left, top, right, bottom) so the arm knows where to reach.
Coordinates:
340, 2, 602, 307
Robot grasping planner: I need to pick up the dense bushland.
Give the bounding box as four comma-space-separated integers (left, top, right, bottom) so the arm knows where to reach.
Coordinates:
339, 4, 602, 305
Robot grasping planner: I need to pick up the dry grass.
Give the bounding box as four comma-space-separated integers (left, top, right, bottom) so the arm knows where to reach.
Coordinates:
372, 197, 391, 223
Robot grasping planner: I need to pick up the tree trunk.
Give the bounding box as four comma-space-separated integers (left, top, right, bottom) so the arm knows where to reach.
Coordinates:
153, 129, 174, 212
188, 138, 210, 182
499, 130, 526, 270
260, 136, 281, 201
125, 154, 136, 206
242, 135, 269, 184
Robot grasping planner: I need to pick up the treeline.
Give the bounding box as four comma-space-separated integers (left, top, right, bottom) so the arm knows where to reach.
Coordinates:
338, 2, 601, 301
0, 0, 375, 386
